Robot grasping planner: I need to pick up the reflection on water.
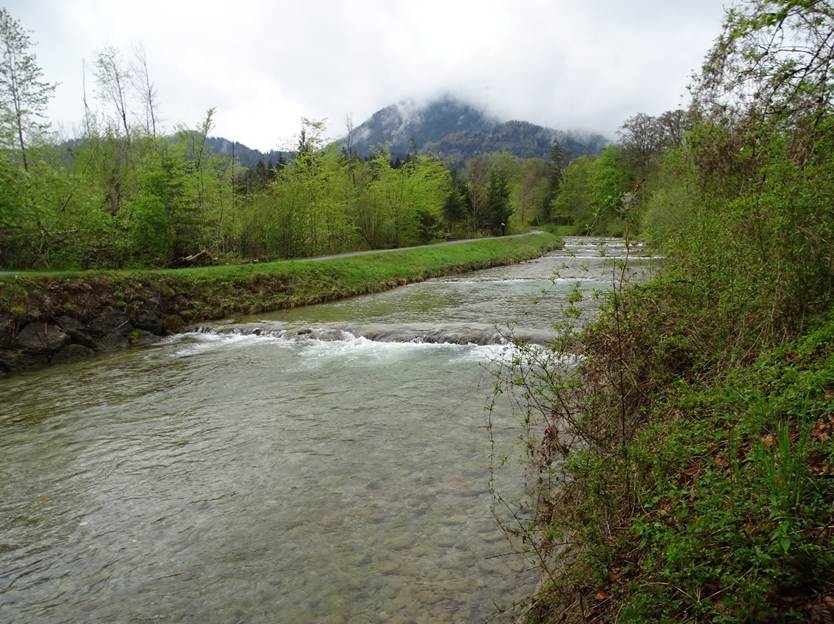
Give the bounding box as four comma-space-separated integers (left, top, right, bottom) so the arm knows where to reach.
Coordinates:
0, 238, 648, 623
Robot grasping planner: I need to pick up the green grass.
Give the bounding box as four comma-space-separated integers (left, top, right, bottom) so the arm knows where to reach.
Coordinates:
0, 232, 560, 332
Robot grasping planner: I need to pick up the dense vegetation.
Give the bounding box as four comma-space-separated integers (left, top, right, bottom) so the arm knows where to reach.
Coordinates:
498, 1, 834, 621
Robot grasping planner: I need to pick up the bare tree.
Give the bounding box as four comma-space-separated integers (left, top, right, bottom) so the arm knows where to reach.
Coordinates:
81, 58, 93, 137
131, 44, 158, 137
618, 110, 690, 180
94, 47, 132, 144
0, 8, 56, 171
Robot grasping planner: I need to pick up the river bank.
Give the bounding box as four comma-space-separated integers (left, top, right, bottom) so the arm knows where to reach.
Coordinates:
0, 232, 559, 375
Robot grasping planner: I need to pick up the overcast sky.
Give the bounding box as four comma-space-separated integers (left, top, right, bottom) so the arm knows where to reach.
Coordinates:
8, 0, 731, 151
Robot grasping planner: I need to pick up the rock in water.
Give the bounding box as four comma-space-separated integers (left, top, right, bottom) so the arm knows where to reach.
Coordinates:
51, 343, 95, 364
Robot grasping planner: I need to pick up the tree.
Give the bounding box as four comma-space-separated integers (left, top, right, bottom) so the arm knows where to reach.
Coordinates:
694, 0, 834, 124
131, 44, 158, 137
551, 156, 593, 227
0, 8, 55, 171
618, 110, 690, 181
94, 47, 132, 143
486, 169, 512, 234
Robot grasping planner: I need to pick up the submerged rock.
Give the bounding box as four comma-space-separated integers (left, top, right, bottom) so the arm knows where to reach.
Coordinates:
95, 333, 129, 352
129, 329, 161, 346
51, 343, 95, 364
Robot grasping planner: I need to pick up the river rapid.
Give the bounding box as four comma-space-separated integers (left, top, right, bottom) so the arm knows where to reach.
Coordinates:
0, 237, 649, 623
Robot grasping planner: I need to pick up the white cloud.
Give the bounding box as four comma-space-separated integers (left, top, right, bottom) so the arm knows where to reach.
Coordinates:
7, 0, 729, 150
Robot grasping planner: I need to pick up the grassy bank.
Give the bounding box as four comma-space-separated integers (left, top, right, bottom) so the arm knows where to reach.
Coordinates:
526, 307, 834, 622
0, 232, 560, 373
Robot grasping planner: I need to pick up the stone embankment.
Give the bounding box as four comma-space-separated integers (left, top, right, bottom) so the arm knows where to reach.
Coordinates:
0, 232, 561, 375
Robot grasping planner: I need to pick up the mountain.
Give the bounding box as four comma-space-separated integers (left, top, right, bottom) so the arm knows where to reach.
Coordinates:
203, 137, 291, 168
343, 96, 609, 165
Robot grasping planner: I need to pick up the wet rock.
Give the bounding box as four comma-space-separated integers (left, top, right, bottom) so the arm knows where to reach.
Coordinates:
162, 314, 185, 333
56, 316, 97, 348
132, 308, 165, 335
14, 322, 70, 353
67, 328, 97, 349
89, 309, 132, 336
50, 343, 95, 364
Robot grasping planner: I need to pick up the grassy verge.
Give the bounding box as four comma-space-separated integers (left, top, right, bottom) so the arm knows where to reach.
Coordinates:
0, 233, 560, 372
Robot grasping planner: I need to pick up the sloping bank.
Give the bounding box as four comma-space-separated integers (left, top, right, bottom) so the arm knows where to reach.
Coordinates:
0, 232, 559, 375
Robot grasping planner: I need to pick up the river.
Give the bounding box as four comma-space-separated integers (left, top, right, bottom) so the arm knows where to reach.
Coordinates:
0, 237, 648, 623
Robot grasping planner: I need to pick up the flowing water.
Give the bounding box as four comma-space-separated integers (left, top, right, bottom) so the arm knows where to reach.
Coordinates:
0, 237, 650, 624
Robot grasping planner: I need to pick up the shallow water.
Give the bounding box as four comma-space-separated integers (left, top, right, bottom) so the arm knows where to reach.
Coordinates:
0, 237, 649, 623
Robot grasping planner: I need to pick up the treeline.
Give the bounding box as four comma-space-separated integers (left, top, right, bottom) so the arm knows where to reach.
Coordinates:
0, 101, 460, 268
0, 10, 567, 270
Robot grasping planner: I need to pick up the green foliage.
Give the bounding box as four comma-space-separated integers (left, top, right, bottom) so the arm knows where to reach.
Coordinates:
485, 169, 512, 234
551, 155, 593, 226
0, 8, 56, 171
638, 146, 700, 247
0, 126, 462, 269
550, 147, 632, 235
616, 315, 834, 622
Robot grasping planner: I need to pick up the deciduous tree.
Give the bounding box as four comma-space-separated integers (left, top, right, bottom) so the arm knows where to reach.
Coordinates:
0, 8, 55, 171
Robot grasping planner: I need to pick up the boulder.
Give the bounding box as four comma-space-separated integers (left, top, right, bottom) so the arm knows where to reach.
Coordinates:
132, 308, 165, 335
14, 322, 70, 353
0, 349, 48, 370
162, 314, 185, 333
57, 315, 83, 333
56, 315, 98, 348
67, 328, 97, 349
89, 310, 132, 336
